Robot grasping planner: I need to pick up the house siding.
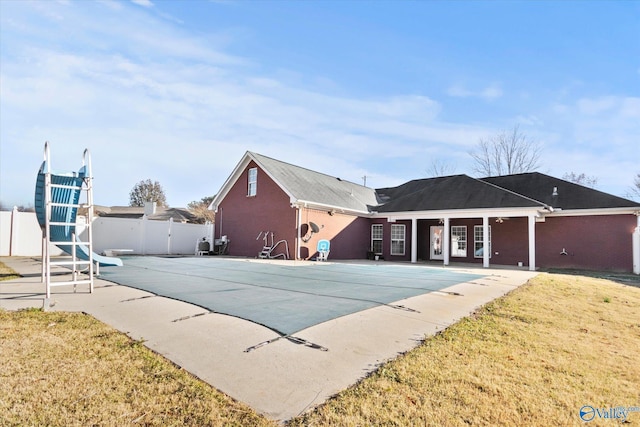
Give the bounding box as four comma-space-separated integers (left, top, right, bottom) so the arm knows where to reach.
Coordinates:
491, 217, 530, 267
370, 219, 413, 262
216, 161, 297, 258
213, 153, 639, 272
535, 214, 636, 272
299, 208, 371, 260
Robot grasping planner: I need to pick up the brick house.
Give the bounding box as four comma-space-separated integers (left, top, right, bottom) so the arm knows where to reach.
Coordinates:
210, 152, 640, 273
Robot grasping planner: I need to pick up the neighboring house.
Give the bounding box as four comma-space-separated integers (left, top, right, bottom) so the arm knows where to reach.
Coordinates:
91, 202, 199, 223
210, 151, 640, 273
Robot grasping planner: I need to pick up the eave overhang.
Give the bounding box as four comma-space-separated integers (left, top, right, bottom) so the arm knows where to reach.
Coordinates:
373, 206, 548, 221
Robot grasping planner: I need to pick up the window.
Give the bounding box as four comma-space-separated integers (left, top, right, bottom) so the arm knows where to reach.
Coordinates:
371, 224, 383, 254
474, 225, 492, 258
390, 224, 405, 256
451, 226, 467, 257
247, 167, 257, 196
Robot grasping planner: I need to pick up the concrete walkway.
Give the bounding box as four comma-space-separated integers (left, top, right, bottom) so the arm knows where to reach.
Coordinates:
0, 256, 537, 422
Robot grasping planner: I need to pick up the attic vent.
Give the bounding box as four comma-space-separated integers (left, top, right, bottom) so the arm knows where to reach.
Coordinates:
552, 187, 558, 196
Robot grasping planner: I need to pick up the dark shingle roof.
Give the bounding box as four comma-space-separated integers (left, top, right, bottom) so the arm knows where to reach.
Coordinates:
376, 175, 544, 212
481, 173, 640, 210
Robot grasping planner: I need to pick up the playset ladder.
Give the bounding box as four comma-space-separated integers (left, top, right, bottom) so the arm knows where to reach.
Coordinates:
40, 143, 95, 300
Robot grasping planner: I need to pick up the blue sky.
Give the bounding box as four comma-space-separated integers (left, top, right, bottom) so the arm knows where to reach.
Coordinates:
1, 0, 638, 208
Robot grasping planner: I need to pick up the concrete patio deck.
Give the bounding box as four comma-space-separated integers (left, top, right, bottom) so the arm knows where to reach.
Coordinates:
0, 256, 537, 422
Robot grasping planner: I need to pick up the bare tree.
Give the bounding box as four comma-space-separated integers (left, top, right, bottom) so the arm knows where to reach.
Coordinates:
425, 159, 457, 177
188, 196, 216, 224
0, 203, 34, 212
129, 179, 168, 207
470, 125, 542, 176
562, 172, 598, 188
628, 172, 640, 200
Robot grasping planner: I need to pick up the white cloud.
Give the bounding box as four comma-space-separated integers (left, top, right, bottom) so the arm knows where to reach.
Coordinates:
447, 83, 503, 100
538, 94, 640, 197
576, 96, 617, 115
1, 1, 636, 208
1, 1, 484, 206
131, 0, 154, 8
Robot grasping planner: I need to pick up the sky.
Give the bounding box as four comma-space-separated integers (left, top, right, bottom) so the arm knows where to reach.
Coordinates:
1, 0, 639, 209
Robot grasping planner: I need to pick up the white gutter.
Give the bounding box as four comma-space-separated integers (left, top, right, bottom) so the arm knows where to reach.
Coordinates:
296, 206, 302, 260
293, 199, 372, 216
544, 207, 640, 217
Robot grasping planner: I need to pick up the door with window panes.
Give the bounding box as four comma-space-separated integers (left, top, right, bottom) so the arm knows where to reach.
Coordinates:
430, 226, 444, 260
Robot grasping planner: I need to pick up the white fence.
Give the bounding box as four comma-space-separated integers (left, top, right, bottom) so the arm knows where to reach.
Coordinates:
86, 216, 214, 255
0, 209, 63, 256
0, 209, 213, 257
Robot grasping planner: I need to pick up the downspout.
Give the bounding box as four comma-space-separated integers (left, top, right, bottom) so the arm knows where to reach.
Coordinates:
296, 205, 302, 260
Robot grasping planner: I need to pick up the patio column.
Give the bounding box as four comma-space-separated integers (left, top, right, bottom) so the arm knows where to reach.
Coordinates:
528, 214, 536, 271
633, 216, 639, 275
483, 216, 490, 268
443, 217, 450, 266
411, 218, 418, 263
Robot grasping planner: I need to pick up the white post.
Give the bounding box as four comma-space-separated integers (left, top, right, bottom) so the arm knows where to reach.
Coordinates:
633, 214, 640, 275
167, 217, 173, 255
483, 216, 490, 268
411, 218, 417, 263
141, 216, 147, 255
443, 217, 450, 266
9, 206, 18, 256
528, 214, 536, 271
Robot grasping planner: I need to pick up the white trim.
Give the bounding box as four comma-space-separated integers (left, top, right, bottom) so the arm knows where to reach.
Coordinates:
528, 214, 536, 271
294, 199, 370, 216
544, 207, 640, 217
443, 217, 450, 266
371, 224, 383, 255
247, 167, 257, 197
482, 218, 490, 267
411, 218, 417, 263
379, 206, 546, 221
390, 224, 406, 256
450, 225, 467, 258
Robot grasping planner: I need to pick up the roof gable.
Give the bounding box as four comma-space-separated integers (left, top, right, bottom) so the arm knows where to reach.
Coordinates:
212, 152, 378, 214
481, 173, 640, 210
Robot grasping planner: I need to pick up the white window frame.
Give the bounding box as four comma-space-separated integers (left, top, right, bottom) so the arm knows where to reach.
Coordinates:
371, 224, 383, 254
390, 224, 406, 256
247, 167, 257, 197
474, 225, 491, 258
450, 225, 467, 257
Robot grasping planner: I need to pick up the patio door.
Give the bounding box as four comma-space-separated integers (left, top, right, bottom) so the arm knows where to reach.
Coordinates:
430, 226, 444, 260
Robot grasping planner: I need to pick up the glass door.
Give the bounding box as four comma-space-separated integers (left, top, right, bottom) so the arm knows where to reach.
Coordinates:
430, 226, 444, 260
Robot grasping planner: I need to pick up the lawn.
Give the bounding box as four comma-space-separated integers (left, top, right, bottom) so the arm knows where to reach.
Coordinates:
1, 262, 639, 426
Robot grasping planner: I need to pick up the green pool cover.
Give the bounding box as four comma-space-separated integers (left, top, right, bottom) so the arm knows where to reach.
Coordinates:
101, 257, 485, 336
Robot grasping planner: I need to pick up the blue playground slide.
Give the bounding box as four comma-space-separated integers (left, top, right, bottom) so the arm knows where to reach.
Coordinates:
34, 158, 123, 267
